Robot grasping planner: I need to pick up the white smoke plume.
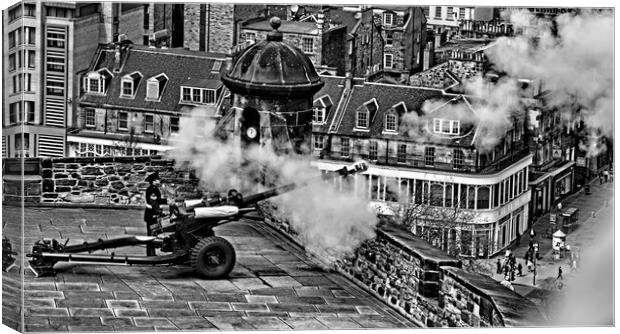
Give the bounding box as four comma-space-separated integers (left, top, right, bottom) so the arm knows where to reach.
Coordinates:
167, 107, 377, 262
486, 9, 614, 154
404, 10, 613, 156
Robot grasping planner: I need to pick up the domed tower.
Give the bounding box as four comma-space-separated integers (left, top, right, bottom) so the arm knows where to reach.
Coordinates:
221, 17, 324, 155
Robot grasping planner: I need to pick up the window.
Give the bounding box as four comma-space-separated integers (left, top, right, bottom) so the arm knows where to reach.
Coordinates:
313, 134, 324, 151
12, 75, 22, 93
341, 137, 350, 157
212, 60, 222, 72
46, 6, 73, 18
245, 32, 256, 43
397, 144, 407, 163
47, 56, 64, 72
146, 74, 168, 100
434, 6, 442, 18
9, 102, 20, 124
384, 54, 393, 69
25, 27, 35, 45
24, 73, 32, 92
357, 110, 369, 128
9, 29, 22, 48
369, 141, 378, 161
432, 118, 460, 135
170, 116, 179, 133
180, 86, 217, 104
385, 31, 393, 46
447, 7, 454, 20
182, 87, 191, 101
46, 80, 64, 96
118, 112, 128, 130
84, 108, 96, 127
47, 32, 65, 48
25, 3, 35, 17
27, 50, 35, 69
302, 37, 314, 53
453, 149, 464, 169
144, 114, 154, 133
203, 89, 215, 104
9, 5, 22, 22
459, 7, 466, 19
425, 146, 435, 166
313, 107, 326, 124
9, 53, 16, 72
25, 101, 34, 123
383, 12, 394, 25
120, 72, 142, 98
122, 80, 133, 97
385, 113, 397, 132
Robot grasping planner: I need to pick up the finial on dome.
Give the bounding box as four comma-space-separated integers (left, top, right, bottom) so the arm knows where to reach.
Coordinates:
267, 16, 283, 41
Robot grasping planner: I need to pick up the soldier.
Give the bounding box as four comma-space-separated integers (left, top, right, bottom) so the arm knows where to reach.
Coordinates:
144, 172, 163, 256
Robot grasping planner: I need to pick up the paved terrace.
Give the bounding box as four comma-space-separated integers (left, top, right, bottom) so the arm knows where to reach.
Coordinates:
2, 206, 414, 331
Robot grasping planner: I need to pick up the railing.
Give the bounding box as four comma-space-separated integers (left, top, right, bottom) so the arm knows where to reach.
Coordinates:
320, 148, 530, 175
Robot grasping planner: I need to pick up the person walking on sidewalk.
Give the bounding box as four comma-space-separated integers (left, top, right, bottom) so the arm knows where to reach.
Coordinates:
604, 169, 609, 182
599, 171, 604, 185
496, 258, 502, 274
517, 262, 523, 276
557, 266, 563, 280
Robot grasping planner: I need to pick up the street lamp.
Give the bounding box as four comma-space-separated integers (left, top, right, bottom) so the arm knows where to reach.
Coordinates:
530, 228, 537, 285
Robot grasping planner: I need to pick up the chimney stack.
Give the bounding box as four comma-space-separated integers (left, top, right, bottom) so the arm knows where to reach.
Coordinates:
345, 72, 353, 90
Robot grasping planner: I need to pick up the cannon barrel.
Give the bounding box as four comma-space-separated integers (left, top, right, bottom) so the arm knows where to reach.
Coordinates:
238, 161, 368, 208
191, 161, 368, 209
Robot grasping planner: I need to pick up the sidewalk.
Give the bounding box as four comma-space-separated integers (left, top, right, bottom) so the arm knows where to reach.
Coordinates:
481, 177, 614, 293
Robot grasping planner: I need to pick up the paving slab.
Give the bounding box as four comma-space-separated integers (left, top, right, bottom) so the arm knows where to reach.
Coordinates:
4, 206, 415, 331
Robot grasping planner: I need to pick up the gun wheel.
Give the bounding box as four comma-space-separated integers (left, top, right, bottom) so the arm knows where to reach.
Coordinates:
191, 236, 236, 279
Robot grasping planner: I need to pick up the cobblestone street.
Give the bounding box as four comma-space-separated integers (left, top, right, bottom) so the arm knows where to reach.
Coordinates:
2, 206, 414, 331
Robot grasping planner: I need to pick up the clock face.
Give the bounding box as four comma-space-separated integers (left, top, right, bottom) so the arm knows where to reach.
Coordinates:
246, 127, 258, 139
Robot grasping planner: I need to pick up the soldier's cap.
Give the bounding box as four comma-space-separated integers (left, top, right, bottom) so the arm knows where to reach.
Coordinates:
146, 172, 160, 183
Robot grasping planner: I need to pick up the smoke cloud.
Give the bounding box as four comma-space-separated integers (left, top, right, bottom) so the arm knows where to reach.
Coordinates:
405, 10, 613, 155
486, 9, 614, 154
167, 107, 377, 262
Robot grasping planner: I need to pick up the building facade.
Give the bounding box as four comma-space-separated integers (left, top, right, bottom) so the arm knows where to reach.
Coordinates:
350, 7, 426, 82
311, 76, 531, 257
2, 1, 152, 158
68, 44, 229, 157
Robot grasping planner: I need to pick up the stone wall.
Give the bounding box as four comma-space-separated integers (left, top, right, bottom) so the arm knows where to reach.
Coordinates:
3, 156, 201, 206
207, 4, 234, 54
259, 204, 540, 327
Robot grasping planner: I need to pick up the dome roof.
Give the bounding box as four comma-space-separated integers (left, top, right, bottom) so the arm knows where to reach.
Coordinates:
222, 17, 324, 98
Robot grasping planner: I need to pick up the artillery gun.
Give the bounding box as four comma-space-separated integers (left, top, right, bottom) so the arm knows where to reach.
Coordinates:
27, 162, 368, 278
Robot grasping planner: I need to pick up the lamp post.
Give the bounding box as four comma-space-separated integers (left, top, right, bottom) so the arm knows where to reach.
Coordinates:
531, 228, 537, 285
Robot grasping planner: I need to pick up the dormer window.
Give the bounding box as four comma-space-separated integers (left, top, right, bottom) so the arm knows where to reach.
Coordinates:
146, 73, 168, 101
313, 95, 332, 124
120, 72, 142, 98
433, 118, 460, 135
180, 86, 218, 105
83, 69, 112, 95
385, 113, 397, 132
383, 12, 394, 26
356, 99, 378, 129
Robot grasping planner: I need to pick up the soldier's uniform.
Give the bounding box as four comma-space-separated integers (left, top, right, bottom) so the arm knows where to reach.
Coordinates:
144, 172, 162, 256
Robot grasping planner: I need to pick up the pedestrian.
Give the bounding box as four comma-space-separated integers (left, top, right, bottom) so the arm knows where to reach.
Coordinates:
527, 259, 533, 272
496, 258, 502, 274
604, 169, 609, 182
144, 172, 163, 256
515, 231, 521, 246
557, 266, 563, 280
599, 171, 604, 185
517, 262, 523, 276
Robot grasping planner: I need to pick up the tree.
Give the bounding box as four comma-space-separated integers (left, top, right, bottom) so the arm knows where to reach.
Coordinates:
399, 183, 481, 258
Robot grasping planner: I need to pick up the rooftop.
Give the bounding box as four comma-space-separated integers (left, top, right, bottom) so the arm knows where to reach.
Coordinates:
242, 19, 319, 35
80, 44, 228, 113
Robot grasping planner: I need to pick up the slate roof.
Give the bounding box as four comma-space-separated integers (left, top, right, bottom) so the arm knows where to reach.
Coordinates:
442, 266, 547, 327
80, 44, 227, 113
334, 82, 479, 147
312, 75, 348, 133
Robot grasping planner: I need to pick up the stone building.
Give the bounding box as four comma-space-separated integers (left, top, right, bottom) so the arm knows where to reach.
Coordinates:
350, 6, 427, 83
238, 16, 347, 76
69, 43, 228, 157
424, 6, 500, 42
2, 2, 154, 158
310, 75, 531, 257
